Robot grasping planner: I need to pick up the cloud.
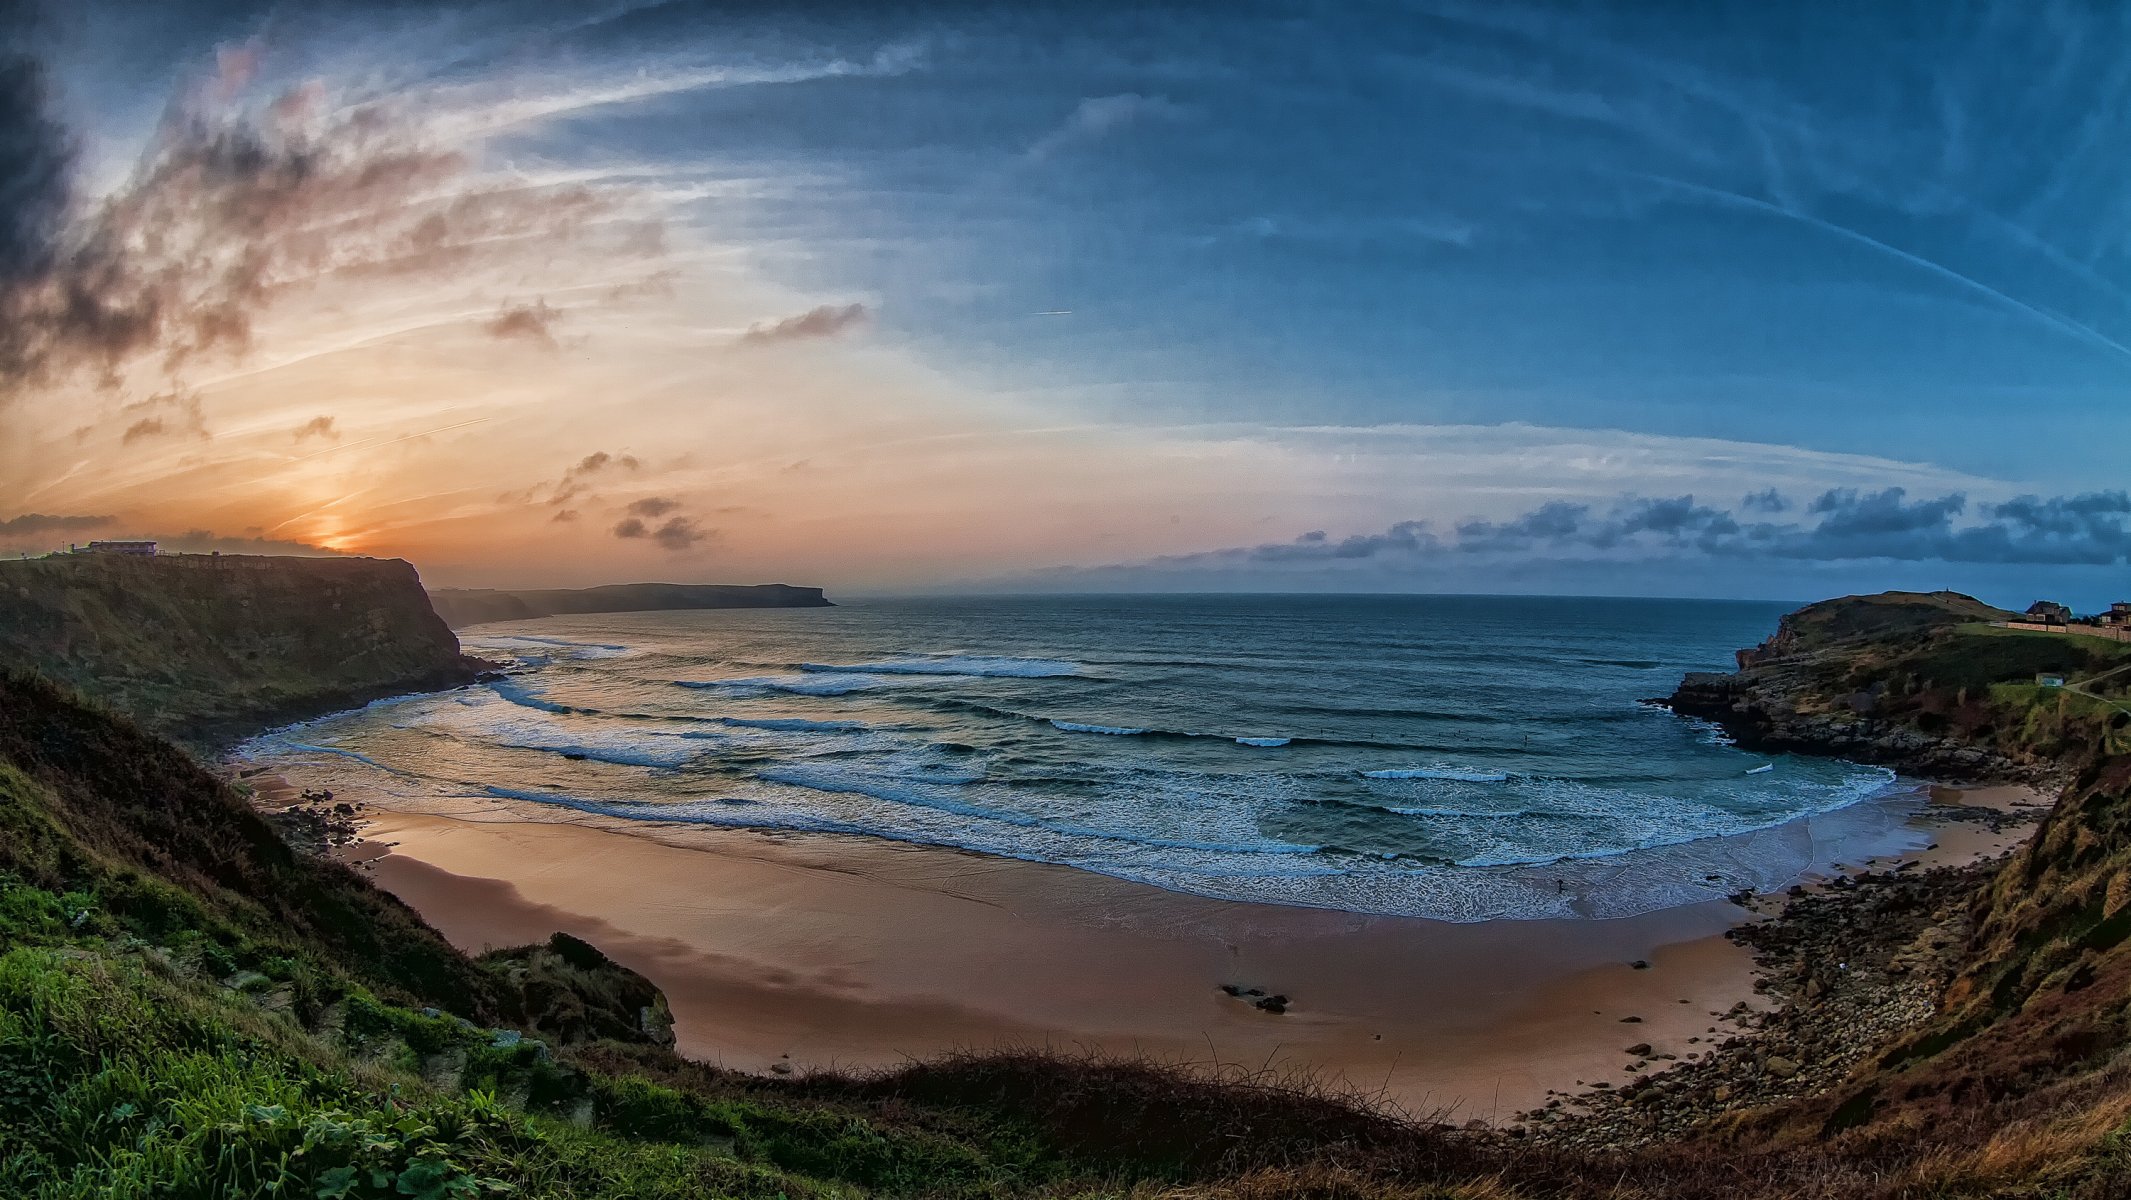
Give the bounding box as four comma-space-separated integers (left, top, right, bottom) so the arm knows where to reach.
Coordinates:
550, 508, 579, 523
1, 42, 621, 400
611, 512, 709, 550
512, 449, 645, 508
737, 302, 869, 345
292, 415, 338, 441
0, 511, 114, 536
483, 300, 562, 348
1028, 93, 1188, 159
1165, 486, 2131, 570
624, 496, 680, 517
0, 14, 69, 352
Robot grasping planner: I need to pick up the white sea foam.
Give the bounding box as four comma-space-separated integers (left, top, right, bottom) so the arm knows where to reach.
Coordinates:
1050, 719, 1151, 735
488, 677, 572, 713
797, 656, 1081, 678
1362, 766, 1510, 782
1235, 737, 1291, 747
717, 716, 870, 732
1747, 763, 1774, 774
675, 673, 891, 696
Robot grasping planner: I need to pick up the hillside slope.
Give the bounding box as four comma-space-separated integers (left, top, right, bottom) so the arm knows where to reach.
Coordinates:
1665, 590, 2131, 779
7, 591, 2131, 1197
429, 582, 831, 629
0, 554, 482, 744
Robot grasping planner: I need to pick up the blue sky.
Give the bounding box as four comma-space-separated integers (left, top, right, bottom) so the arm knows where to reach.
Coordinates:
3, 0, 2128, 602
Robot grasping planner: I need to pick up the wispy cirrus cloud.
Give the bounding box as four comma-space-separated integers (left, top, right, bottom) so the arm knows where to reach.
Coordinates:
1028, 92, 1189, 159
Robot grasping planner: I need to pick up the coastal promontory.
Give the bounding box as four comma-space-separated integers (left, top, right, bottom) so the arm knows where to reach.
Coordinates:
0, 552, 482, 744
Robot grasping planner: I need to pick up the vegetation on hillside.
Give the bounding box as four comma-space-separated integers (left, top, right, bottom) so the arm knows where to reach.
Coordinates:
1673, 591, 2131, 776
8, 590, 2131, 1196
0, 555, 480, 745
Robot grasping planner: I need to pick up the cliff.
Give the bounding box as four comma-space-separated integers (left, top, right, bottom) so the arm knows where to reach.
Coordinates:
428, 581, 832, 628
1662, 590, 2128, 782
0, 553, 483, 745
6, 587, 2131, 1195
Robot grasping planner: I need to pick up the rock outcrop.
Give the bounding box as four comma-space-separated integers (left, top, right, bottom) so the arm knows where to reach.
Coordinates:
0, 553, 481, 744
1659, 590, 2124, 783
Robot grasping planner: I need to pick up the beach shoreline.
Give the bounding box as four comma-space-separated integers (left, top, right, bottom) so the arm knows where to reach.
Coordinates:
235, 756, 2047, 1123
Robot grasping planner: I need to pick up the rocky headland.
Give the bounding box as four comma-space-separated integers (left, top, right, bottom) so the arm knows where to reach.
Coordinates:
1657, 590, 2122, 784
0, 552, 484, 745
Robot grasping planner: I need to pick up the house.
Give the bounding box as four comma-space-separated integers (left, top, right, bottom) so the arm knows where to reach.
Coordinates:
2025, 599, 2072, 624
77, 540, 158, 557
2104, 602, 2131, 629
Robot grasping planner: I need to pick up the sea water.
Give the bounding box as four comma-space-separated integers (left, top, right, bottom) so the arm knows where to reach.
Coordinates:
243, 594, 1917, 921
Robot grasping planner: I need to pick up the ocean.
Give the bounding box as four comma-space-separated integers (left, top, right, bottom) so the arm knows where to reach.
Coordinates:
243, 594, 1921, 922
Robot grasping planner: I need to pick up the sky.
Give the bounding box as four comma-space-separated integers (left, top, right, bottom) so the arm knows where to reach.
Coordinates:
2, 0, 2128, 604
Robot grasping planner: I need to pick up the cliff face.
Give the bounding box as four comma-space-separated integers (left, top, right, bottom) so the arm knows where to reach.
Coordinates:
0, 553, 482, 744
1663, 591, 2128, 782
428, 581, 832, 629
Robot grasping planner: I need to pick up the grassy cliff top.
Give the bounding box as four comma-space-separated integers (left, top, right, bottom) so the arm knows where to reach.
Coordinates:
0, 554, 479, 745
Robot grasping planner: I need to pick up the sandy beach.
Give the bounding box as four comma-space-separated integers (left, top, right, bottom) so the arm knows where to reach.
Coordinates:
215, 771, 2042, 1122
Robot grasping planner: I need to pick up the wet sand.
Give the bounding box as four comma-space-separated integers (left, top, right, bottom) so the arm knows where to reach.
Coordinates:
352, 808, 1756, 1120
262, 772, 2048, 1121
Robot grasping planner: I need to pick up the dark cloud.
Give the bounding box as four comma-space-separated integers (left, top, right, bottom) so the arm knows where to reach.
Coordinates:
0, 511, 114, 536
612, 513, 709, 551
738, 302, 868, 345
1, 40, 616, 399
0, 8, 70, 334
292, 414, 337, 441
1183, 486, 2131, 569
567, 450, 639, 480
1247, 519, 1441, 562
624, 496, 680, 517
508, 449, 647, 509
550, 508, 579, 523
649, 516, 709, 550
483, 299, 561, 348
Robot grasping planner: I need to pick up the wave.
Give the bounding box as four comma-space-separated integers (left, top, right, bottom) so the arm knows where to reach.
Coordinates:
795, 655, 1083, 678
487, 678, 575, 714
1049, 719, 1151, 736
1446, 765, 1900, 868
1235, 737, 1291, 747
716, 716, 871, 733
1576, 657, 1663, 670
468, 634, 630, 659
756, 767, 1328, 857
675, 673, 890, 697
270, 741, 406, 775
1362, 766, 1510, 782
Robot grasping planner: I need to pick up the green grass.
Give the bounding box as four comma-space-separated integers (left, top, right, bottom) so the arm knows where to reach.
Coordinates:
0, 890, 1069, 1200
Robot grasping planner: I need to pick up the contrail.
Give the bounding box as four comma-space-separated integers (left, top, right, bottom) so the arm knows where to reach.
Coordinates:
1032, 310, 1074, 316
1626, 172, 2131, 369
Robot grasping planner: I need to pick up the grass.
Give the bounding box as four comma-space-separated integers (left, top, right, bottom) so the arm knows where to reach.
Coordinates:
10, 649, 2131, 1197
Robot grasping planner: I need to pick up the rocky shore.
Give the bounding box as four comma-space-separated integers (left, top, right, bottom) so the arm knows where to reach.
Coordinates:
1659, 668, 2043, 784
1522, 819, 2024, 1148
